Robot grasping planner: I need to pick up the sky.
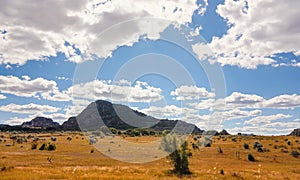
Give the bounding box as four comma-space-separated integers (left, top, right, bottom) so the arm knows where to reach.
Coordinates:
0, 0, 300, 135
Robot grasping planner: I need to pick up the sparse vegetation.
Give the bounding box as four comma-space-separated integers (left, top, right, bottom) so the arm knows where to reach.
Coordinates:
0, 133, 300, 179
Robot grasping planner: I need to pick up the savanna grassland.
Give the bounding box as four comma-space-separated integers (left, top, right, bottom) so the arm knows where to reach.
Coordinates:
0, 132, 299, 180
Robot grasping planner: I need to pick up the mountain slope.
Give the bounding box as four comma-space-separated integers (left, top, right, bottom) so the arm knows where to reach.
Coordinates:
76, 100, 202, 133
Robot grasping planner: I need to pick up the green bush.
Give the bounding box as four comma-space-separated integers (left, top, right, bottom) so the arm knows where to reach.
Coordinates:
160, 135, 192, 175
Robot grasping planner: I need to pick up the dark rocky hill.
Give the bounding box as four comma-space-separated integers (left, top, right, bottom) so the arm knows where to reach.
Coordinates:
0, 100, 202, 133
219, 129, 230, 135
76, 100, 202, 134
61, 117, 80, 131
21, 117, 60, 130
289, 128, 300, 136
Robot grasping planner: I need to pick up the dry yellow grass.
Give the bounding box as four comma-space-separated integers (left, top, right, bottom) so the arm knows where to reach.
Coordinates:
0, 132, 299, 179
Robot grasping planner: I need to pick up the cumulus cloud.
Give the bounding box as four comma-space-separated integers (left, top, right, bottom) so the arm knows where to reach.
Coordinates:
0, 75, 71, 101
193, 0, 300, 69
0, 103, 60, 114
69, 80, 162, 103
227, 125, 297, 136
0, 0, 203, 65
263, 94, 300, 109
171, 85, 215, 100
4, 116, 34, 126
189, 92, 300, 111
244, 114, 292, 126
140, 105, 197, 118
224, 92, 264, 109
195, 108, 261, 128
0, 94, 6, 99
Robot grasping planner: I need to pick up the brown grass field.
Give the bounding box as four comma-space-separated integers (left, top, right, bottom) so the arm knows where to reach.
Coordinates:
0, 132, 299, 179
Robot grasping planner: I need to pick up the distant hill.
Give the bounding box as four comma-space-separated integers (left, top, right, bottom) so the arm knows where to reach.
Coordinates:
0, 100, 202, 134
61, 117, 80, 131
76, 100, 203, 133
219, 129, 230, 135
21, 117, 60, 130
289, 128, 300, 136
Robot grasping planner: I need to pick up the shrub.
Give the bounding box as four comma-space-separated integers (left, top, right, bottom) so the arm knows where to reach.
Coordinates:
39, 143, 47, 150
217, 146, 223, 153
287, 141, 292, 146
244, 143, 249, 149
90, 149, 94, 153
231, 137, 236, 142
109, 128, 117, 134
39, 143, 56, 151
31, 142, 38, 150
220, 169, 224, 175
47, 143, 56, 151
248, 153, 255, 162
291, 150, 299, 158
253, 142, 262, 149
100, 126, 111, 135
160, 135, 192, 175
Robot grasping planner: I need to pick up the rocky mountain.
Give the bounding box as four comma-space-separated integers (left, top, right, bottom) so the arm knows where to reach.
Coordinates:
61, 117, 80, 131
289, 128, 300, 136
0, 100, 202, 133
21, 117, 60, 130
76, 100, 202, 133
219, 129, 230, 135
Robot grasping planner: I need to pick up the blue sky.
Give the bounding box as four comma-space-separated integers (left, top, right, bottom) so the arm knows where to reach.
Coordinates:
0, 0, 300, 135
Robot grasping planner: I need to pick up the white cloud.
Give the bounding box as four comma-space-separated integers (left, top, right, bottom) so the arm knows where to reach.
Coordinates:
195, 108, 261, 127
227, 125, 296, 136
188, 92, 264, 110
0, 0, 202, 65
0, 94, 6, 99
0, 75, 71, 101
189, 92, 300, 111
4, 116, 34, 126
140, 105, 197, 118
244, 114, 292, 126
193, 0, 300, 69
224, 92, 264, 109
171, 85, 215, 100
69, 80, 162, 103
263, 94, 300, 109
0, 103, 60, 114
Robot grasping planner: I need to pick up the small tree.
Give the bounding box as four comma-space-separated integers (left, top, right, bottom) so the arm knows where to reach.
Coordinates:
160, 135, 192, 175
